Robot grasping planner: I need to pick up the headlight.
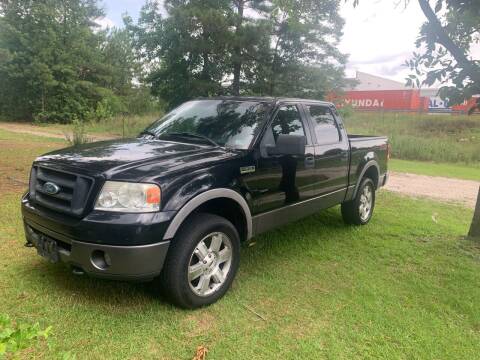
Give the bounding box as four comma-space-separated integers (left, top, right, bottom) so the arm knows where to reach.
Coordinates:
94, 181, 161, 212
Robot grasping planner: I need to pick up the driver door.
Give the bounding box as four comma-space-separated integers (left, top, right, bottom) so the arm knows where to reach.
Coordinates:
244, 103, 316, 215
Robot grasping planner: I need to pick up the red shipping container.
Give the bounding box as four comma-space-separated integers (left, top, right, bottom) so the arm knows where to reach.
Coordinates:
451, 96, 480, 113
338, 90, 425, 111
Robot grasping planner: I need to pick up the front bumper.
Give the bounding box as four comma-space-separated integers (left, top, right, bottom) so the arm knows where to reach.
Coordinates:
22, 194, 174, 281
24, 222, 170, 281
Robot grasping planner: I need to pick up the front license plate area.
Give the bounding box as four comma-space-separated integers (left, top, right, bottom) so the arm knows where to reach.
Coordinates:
36, 236, 59, 263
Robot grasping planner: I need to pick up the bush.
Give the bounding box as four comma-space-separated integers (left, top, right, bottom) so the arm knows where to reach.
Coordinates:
64, 118, 90, 146
337, 103, 355, 120
92, 98, 115, 121
123, 87, 165, 115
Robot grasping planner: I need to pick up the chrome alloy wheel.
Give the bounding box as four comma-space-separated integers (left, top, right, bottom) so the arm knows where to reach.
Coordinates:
188, 232, 233, 297
359, 184, 373, 221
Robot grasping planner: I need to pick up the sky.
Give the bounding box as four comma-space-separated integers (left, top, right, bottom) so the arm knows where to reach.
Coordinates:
98, 0, 463, 84
338, 0, 426, 82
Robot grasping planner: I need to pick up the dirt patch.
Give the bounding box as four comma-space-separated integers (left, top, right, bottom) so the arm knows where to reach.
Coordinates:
0, 139, 61, 193
0, 171, 28, 193
385, 172, 479, 208
0, 122, 116, 141
183, 311, 217, 338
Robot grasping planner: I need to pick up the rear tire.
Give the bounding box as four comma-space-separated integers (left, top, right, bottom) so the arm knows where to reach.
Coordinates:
341, 178, 375, 225
159, 213, 240, 309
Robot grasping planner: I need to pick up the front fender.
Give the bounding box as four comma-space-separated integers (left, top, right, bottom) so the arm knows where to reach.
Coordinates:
162, 188, 252, 241
162, 171, 215, 211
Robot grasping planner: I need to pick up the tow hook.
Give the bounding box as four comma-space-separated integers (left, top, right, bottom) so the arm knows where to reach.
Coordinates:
71, 267, 85, 276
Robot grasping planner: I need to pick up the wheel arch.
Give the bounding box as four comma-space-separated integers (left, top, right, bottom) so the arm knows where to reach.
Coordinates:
162, 189, 252, 242
353, 160, 380, 198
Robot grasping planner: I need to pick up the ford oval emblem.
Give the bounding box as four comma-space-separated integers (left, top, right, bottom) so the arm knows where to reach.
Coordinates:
43, 182, 60, 195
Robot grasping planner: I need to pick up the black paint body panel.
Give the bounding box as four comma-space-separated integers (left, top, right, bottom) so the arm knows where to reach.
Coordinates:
21, 97, 388, 281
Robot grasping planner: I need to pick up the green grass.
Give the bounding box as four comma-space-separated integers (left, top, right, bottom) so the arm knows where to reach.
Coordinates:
0, 130, 479, 359
0, 128, 65, 143
80, 114, 161, 137
344, 112, 480, 165
389, 159, 480, 181
1, 192, 479, 359
32, 113, 162, 137
1, 113, 161, 138
0, 129, 65, 194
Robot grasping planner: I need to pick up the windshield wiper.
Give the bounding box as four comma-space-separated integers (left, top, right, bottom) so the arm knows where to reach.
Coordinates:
139, 130, 157, 138
165, 132, 220, 147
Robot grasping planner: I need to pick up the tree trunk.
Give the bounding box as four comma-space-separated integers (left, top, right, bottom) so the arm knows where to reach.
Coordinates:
201, 23, 211, 96
469, 186, 480, 238
269, 37, 281, 95
232, 0, 244, 96
41, 85, 46, 113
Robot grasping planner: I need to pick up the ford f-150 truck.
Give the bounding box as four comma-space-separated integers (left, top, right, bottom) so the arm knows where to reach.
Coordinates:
22, 97, 389, 308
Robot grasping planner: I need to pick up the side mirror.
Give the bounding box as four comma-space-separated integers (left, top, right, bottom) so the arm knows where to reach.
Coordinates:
267, 134, 306, 156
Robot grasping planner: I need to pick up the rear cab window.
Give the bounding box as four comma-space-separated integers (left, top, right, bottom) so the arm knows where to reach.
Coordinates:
305, 105, 341, 145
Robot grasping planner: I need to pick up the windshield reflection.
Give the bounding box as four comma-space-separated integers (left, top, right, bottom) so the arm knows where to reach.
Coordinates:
144, 100, 270, 149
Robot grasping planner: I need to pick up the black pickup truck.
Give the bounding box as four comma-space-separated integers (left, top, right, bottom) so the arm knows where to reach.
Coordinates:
22, 97, 389, 308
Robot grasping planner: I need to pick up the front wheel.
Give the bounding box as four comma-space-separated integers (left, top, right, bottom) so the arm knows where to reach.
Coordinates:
159, 213, 240, 309
341, 178, 376, 225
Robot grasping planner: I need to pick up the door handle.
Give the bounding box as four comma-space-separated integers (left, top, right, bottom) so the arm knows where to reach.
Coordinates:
305, 154, 315, 168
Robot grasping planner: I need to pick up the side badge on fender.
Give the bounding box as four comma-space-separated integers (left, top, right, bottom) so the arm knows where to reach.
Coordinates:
240, 166, 256, 174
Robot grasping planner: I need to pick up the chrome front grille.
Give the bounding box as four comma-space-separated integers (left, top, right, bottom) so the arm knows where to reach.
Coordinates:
29, 166, 94, 217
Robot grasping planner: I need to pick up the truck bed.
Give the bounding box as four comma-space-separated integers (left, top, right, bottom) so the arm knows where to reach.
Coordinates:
347, 134, 389, 191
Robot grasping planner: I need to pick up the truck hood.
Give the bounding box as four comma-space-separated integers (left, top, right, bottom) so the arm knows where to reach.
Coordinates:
34, 138, 236, 178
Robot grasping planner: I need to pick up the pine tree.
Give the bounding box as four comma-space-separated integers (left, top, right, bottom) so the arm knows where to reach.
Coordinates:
229, 0, 270, 95
127, 0, 233, 108
0, 0, 126, 122
127, 0, 348, 107
256, 0, 348, 98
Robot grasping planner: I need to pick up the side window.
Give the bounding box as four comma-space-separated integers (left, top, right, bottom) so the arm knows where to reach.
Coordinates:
271, 105, 306, 141
260, 105, 306, 156
307, 105, 340, 145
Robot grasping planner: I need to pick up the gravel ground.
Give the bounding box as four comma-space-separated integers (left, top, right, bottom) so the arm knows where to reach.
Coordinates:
385, 171, 479, 209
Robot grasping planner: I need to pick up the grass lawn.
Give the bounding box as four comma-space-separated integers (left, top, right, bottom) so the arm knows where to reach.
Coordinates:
1, 113, 160, 138
0, 129, 65, 194
389, 159, 480, 181
1, 129, 479, 359
344, 112, 480, 165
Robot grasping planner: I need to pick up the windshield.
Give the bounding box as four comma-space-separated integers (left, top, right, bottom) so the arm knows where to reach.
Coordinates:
142, 100, 270, 149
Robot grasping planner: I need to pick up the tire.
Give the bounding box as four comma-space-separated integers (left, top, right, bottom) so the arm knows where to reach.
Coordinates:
341, 177, 376, 225
159, 213, 240, 309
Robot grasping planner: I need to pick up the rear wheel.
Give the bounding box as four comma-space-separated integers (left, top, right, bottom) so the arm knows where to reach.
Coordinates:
341, 178, 375, 225
159, 213, 240, 308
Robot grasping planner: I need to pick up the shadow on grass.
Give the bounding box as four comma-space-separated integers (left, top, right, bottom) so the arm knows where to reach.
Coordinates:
241, 207, 354, 265
21, 259, 172, 310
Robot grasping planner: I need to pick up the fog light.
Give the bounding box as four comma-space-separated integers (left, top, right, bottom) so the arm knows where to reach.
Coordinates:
91, 250, 111, 270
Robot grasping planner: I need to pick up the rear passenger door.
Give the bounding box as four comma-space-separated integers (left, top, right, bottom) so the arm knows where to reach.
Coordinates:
302, 103, 349, 196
